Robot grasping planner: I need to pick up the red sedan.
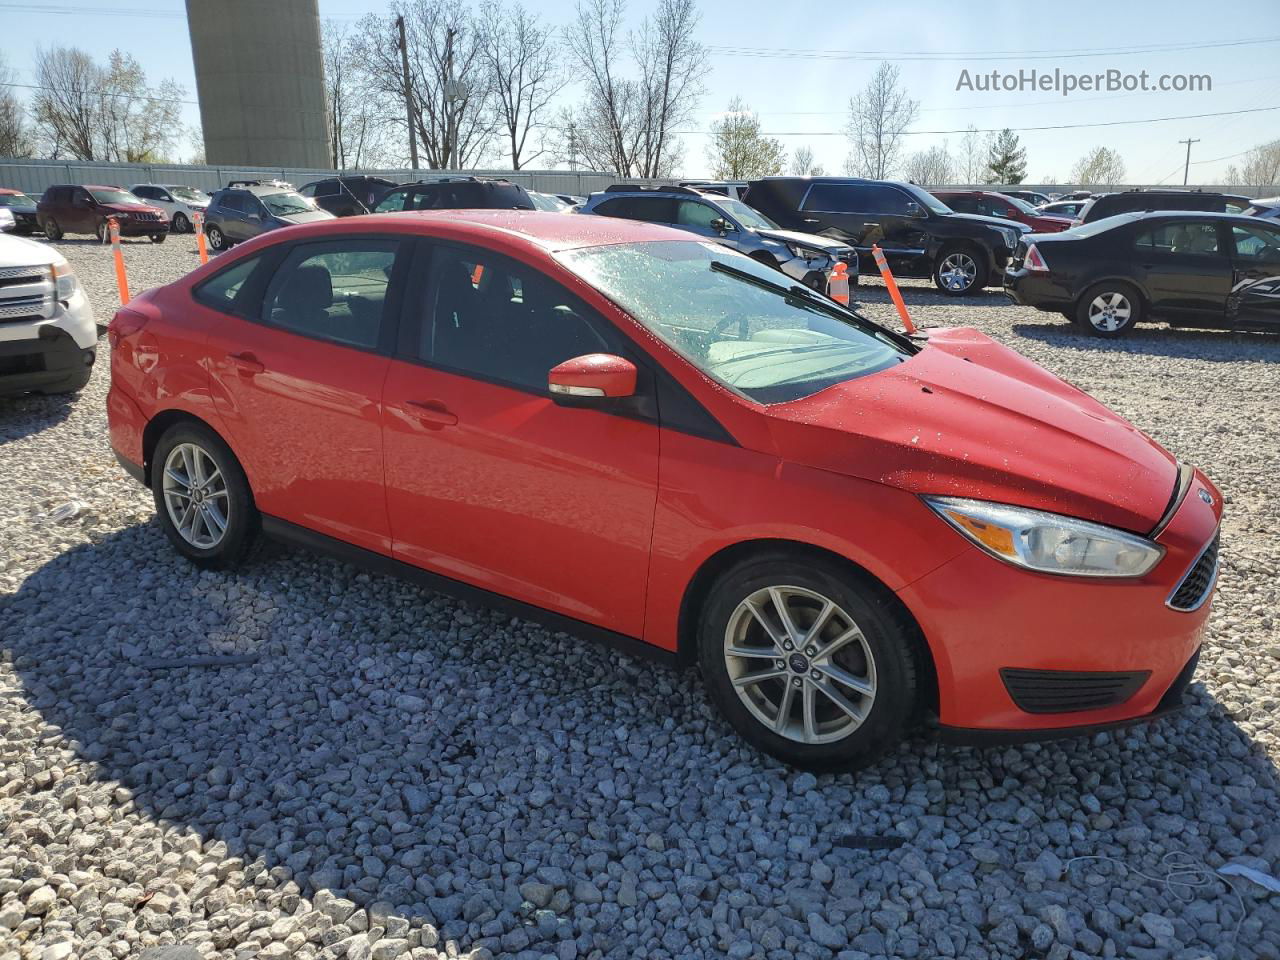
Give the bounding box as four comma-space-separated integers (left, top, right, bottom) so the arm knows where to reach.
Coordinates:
108, 211, 1219, 770
933, 190, 1074, 233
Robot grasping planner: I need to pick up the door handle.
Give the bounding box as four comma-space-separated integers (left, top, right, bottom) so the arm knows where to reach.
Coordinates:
227, 351, 264, 375
862, 222, 880, 230
802, 218, 820, 224
405, 399, 458, 427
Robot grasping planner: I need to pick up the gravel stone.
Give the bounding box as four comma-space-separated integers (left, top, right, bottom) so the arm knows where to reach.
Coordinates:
1, 244, 1278, 960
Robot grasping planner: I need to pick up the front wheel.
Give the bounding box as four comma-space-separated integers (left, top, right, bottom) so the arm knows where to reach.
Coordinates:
1074, 281, 1143, 337
172, 213, 190, 233
697, 554, 920, 771
150, 233, 167, 244
933, 245, 984, 296
152, 423, 259, 569
95, 219, 109, 243
206, 225, 227, 251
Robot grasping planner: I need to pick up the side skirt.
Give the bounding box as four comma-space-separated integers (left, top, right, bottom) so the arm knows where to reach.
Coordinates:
259, 515, 679, 669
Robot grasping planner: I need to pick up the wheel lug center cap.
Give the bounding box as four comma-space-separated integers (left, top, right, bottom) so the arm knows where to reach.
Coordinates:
788, 653, 810, 674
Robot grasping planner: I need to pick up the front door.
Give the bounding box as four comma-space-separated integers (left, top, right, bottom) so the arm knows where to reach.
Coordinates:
381, 243, 659, 637
69, 188, 95, 233
1131, 219, 1233, 318
205, 236, 406, 553
1229, 221, 1280, 326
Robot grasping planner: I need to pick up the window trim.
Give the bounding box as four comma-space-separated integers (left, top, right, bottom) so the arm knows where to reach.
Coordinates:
1131, 219, 1229, 259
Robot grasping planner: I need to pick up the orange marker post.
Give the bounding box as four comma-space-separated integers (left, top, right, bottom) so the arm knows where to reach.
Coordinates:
194, 210, 208, 264
827, 261, 850, 306
108, 217, 130, 305
870, 244, 915, 334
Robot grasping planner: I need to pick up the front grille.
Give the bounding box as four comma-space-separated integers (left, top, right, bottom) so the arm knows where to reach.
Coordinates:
1167, 533, 1219, 612
1001, 668, 1150, 714
0, 265, 45, 282
131, 211, 161, 222
0, 293, 50, 322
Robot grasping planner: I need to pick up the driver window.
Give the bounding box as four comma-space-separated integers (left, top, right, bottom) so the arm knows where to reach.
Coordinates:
676, 201, 723, 229
420, 247, 614, 392
1231, 224, 1280, 263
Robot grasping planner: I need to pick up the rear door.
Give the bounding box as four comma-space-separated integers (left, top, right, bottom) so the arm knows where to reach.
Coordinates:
205, 236, 407, 553
1131, 219, 1233, 319
1228, 221, 1280, 326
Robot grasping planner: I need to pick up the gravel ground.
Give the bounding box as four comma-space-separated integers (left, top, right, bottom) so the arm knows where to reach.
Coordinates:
1, 235, 1278, 960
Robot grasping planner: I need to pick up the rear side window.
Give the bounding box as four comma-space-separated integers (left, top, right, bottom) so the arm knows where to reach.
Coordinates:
262, 240, 400, 350
1134, 222, 1222, 256
942, 195, 976, 214
801, 183, 877, 213
193, 256, 262, 314
594, 196, 677, 222
374, 190, 409, 212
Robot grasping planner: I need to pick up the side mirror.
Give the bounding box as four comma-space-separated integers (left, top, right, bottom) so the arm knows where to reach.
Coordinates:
904, 202, 925, 218
548, 353, 637, 402
709, 217, 733, 234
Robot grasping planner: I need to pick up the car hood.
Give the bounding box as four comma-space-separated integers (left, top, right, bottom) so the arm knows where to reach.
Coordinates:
944, 212, 1028, 232
107, 203, 163, 216
754, 228, 853, 254
0, 232, 60, 267
764, 327, 1177, 533
275, 209, 336, 224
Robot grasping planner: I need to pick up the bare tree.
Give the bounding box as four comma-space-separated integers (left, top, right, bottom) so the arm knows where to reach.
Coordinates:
352, 0, 496, 170
790, 144, 823, 176
958, 124, 983, 184
562, 0, 706, 177
32, 46, 99, 159
323, 20, 396, 169
903, 142, 954, 186
705, 98, 784, 179
0, 52, 34, 157
1224, 139, 1280, 188
1070, 146, 1126, 185
477, 0, 564, 169
845, 62, 918, 179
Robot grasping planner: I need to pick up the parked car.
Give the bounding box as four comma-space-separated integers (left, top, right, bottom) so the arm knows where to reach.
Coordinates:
555, 194, 587, 207
37, 184, 169, 243
1036, 199, 1089, 219
1056, 191, 1094, 202
203, 180, 334, 251
1243, 196, 1280, 221
932, 190, 1073, 233
997, 189, 1051, 207
1004, 211, 1280, 336
579, 184, 857, 290
108, 210, 1218, 770
298, 176, 398, 217
129, 183, 210, 233
0, 189, 40, 234
744, 177, 1028, 295
372, 176, 536, 212
527, 191, 572, 212
0, 231, 96, 395
1076, 189, 1252, 225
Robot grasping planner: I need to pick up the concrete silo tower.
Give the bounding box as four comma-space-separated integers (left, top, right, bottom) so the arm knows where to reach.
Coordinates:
185, 0, 331, 168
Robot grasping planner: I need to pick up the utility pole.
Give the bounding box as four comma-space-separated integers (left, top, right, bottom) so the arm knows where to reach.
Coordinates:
1179, 137, 1200, 186
397, 15, 418, 170
443, 26, 457, 170
567, 121, 579, 171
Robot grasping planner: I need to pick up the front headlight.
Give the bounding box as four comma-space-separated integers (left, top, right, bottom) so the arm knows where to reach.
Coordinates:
49, 259, 78, 299
787, 244, 827, 261
998, 227, 1020, 249
924, 496, 1164, 578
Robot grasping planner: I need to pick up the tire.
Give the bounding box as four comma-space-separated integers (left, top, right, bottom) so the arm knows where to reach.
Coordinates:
43, 218, 63, 241
151, 422, 259, 570
697, 552, 921, 771
150, 233, 167, 244
932, 244, 985, 296
206, 225, 227, 251
38, 366, 92, 395
1074, 281, 1143, 338
95, 219, 109, 243
172, 213, 190, 233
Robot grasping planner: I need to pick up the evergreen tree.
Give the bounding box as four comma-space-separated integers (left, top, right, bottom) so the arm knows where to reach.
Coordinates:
985, 128, 1027, 184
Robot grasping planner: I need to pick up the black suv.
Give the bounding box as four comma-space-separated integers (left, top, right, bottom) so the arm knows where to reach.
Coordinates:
372, 177, 535, 212
744, 177, 1028, 295
1077, 189, 1252, 225
298, 175, 398, 217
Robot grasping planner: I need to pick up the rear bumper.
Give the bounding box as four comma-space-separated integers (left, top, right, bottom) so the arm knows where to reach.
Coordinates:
0, 328, 95, 394
1004, 268, 1074, 310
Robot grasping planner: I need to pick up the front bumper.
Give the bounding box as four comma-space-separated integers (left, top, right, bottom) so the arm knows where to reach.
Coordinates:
0, 327, 95, 395
899, 467, 1221, 734
116, 220, 169, 237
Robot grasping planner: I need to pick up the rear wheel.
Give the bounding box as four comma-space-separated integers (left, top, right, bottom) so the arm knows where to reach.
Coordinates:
1074, 281, 1142, 337
152, 423, 259, 569
697, 553, 920, 771
206, 225, 227, 251
43, 218, 63, 241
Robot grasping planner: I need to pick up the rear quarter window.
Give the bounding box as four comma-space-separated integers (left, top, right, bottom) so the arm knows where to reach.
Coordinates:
193, 255, 263, 315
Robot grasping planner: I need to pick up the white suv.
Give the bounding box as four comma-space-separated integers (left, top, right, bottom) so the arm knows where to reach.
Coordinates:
129, 184, 210, 234
0, 233, 96, 396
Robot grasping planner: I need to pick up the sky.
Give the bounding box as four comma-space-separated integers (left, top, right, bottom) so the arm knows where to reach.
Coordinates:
2, 0, 1277, 184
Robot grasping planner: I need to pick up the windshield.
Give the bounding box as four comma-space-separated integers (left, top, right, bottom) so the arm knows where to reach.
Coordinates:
718, 196, 778, 230
560, 240, 911, 404
90, 188, 145, 205
261, 191, 315, 216
900, 183, 952, 215
168, 186, 208, 202
0, 193, 35, 207
529, 192, 567, 212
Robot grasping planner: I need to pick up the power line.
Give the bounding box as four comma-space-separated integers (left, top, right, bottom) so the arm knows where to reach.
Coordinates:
675, 104, 1280, 136
707, 35, 1280, 63
0, 80, 198, 106
0, 2, 183, 16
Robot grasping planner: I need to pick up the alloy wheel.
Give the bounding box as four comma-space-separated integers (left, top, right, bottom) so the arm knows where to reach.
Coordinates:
1087, 292, 1132, 332
161, 442, 230, 549
938, 252, 978, 291
723, 585, 877, 745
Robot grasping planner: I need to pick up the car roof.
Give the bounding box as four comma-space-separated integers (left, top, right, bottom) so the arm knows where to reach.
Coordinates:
1088, 210, 1271, 228
85, 184, 127, 190
0, 188, 22, 195
355, 209, 690, 251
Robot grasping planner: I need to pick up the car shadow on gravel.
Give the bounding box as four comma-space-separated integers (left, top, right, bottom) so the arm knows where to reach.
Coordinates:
1011, 321, 1280, 363
0, 391, 76, 442
5, 521, 1280, 957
